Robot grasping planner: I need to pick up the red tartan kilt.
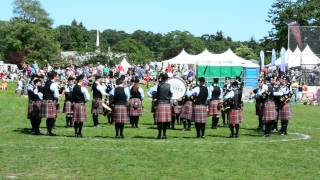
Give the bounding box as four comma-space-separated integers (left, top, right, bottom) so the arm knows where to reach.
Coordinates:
73, 103, 87, 122
128, 98, 143, 117
279, 103, 292, 121
41, 100, 57, 118
228, 109, 241, 125
113, 105, 129, 123
209, 100, 221, 116
262, 100, 276, 121
193, 105, 208, 123
91, 98, 104, 115
255, 102, 263, 116
180, 101, 193, 120
156, 103, 172, 123
239, 108, 243, 123
63, 101, 73, 114
173, 105, 182, 114
28, 101, 42, 119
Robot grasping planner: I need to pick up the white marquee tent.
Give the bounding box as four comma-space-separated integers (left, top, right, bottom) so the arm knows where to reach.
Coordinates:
120, 57, 131, 70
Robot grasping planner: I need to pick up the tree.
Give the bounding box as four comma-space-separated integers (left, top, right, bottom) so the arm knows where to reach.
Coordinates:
235, 45, 259, 60
13, 0, 53, 28
1, 19, 60, 66
113, 38, 152, 64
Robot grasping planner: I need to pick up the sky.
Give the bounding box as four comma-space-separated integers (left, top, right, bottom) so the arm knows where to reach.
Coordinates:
0, 0, 275, 41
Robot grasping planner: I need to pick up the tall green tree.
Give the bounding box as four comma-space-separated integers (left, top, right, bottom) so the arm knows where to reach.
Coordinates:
113, 38, 152, 64
13, 0, 53, 28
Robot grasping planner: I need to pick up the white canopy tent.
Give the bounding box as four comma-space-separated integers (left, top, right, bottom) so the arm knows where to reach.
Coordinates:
300, 45, 320, 69
162, 49, 197, 64
120, 57, 131, 70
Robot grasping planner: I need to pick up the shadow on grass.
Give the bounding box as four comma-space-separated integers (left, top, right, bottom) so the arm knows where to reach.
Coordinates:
13, 128, 33, 135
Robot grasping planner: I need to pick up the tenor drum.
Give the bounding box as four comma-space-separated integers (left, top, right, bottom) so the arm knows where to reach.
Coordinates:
167, 77, 187, 100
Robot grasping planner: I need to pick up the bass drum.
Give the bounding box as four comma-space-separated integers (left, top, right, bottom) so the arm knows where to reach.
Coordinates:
167, 77, 187, 100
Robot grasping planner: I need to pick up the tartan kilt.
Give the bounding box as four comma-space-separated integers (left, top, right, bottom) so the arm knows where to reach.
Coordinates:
63, 101, 73, 114
239, 107, 243, 123
156, 102, 172, 123
193, 105, 208, 123
173, 105, 182, 114
255, 102, 263, 116
41, 100, 57, 118
279, 103, 292, 121
73, 103, 87, 122
28, 101, 42, 119
113, 105, 129, 123
91, 98, 103, 115
228, 109, 241, 125
128, 98, 143, 117
209, 100, 221, 116
262, 100, 276, 122
180, 101, 193, 120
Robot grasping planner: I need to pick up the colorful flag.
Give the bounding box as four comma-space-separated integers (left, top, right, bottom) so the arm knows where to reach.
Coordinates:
260, 50, 265, 68
271, 49, 276, 66
288, 21, 302, 49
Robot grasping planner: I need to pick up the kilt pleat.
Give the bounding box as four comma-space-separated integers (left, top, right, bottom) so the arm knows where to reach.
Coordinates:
262, 100, 276, 121
279, 103, 292, 121
113, 105, 129, 123
228, 109, 241, 125
28, 101, 42, 119
73, 103, 87, 122
193, 105, 208, 123
180, 101, 193, 120
41, 100, 57, 118
209, 100, 221, 116
128, 98, 143, 117
156, 103, 172, 123
63, 101, 73, 114
91, 98, 104, 115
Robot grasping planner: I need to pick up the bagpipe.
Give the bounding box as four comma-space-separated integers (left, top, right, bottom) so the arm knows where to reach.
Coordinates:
222, 97, 234, 112
278, 91, 293, 108
259, 91, 269, 103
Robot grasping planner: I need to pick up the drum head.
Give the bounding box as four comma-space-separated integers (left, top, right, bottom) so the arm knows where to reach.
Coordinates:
167, 77, 186, 100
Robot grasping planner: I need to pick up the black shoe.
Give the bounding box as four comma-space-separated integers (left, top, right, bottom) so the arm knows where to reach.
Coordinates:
157, 136, 161, 139
162, 136, 167, 139
234, 135, 239, 138
227, 134, 234, 138
48, 132, 56, 136
115, 136, 120, 139
120, 135, 124, 139
201, 136, 205, 138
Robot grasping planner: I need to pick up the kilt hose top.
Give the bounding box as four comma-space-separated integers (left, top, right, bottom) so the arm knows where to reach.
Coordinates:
91, 98, 103, 115
279, 102, 292, 121
193, 105, 208, 123
180, 100, 193, 120
262, 100, 276, 122
128, 98, 143, 117
209, 100, 221, 117
41, 100, 57, 119
156, 101, 172, 123
113, 105, 129, 123
73, 102, 87, 122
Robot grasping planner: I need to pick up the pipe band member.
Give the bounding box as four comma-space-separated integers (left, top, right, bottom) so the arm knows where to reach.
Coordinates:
41, 71, 59, 136
191, 77, 210, 138
72, 74, 90, 137
109, 78, 130, 138
129, 76, 144, 128
63, 76, 75, 127
209, 78, 221, 129
91, 75, 107, 127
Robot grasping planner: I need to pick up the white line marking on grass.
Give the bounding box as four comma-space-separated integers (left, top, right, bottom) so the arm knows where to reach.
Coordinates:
5, 175, 17, 179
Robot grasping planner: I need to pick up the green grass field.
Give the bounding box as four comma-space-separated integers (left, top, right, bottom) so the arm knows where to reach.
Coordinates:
0, 83, 320, 180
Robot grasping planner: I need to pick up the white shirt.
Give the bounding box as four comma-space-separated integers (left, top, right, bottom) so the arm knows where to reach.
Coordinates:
190, 86, 211, 101
80, 86, 90, 102
95, 82, 107, 96
33, 87, 43, 100
147, 85, 158, 97
257, 84, 268, 96
50, 81, 59, 99
224, 91, 235, 100
64, 84, 73, 93
274, 86, 289, 96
